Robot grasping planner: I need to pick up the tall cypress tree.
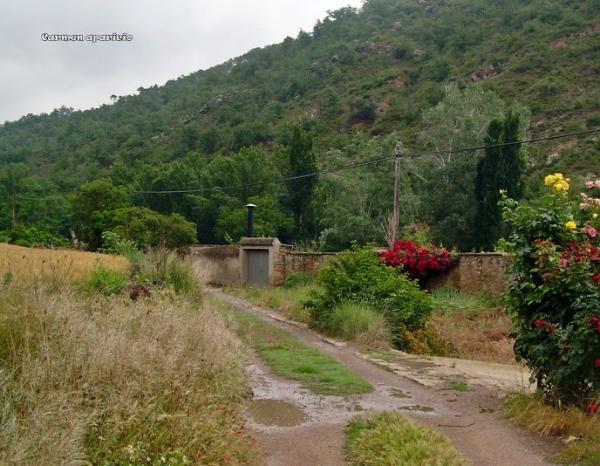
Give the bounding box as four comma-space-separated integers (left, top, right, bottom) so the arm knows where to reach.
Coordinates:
475, 110, 522, 250
285, 126, 318, 239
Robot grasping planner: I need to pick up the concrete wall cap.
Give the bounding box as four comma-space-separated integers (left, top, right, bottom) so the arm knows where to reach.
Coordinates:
239, 237, 281, 247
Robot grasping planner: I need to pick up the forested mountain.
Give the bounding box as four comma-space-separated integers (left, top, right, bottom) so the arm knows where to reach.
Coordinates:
1, 0, 599, 250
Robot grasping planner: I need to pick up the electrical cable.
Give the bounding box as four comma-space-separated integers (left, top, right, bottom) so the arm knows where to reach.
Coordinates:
11, 127, 600, 199
134, 127, 600, 195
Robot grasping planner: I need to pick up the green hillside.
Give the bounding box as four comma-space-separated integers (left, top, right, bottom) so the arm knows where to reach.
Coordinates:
1, 0, 599, 250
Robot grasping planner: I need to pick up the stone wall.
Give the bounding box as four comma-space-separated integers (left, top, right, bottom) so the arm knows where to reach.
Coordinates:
188, 242, 511, 297
188, 245, 240, 286
426, 253, 511, 297
272, 249, 336, 286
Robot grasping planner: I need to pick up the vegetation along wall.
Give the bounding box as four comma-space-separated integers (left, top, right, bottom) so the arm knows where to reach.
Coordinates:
272, 250, 338, 286
426, 253, 511, 298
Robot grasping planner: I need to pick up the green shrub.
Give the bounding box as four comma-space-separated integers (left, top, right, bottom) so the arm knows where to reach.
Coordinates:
283, 272, 312, 288
0, 227, 68, 248
322, 303, 390, 346
401, 326, 457, 357
84, 267, 127, 296
100, 231, 141, 263
306, 247, 433, 348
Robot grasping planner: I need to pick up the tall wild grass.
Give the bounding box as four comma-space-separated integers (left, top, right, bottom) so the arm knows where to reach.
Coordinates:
0, 246, 256, 465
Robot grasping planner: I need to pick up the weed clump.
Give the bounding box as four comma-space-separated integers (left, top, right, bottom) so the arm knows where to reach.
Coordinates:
345, 412, 466, 466
84, 266, 127, 296
283, 272, 312, 288
505, 393, 600, 465
321, 302, 390, 347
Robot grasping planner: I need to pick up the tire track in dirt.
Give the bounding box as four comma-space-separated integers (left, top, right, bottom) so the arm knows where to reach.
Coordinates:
212, 289, 559, 466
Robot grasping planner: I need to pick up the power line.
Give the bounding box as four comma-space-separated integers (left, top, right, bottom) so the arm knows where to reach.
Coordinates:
8, 127, 599, 200
16, 193, 64, 200
135, 127, 600, 195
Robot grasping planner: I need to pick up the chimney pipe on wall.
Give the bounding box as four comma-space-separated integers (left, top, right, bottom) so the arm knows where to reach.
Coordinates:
245, 203, 257, 237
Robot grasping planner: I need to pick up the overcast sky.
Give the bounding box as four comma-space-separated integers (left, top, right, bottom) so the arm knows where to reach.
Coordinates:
0, 0, 363, 124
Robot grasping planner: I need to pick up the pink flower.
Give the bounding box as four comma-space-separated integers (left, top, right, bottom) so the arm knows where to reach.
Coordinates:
585, 226, 598, 239
587, 180, 600, 190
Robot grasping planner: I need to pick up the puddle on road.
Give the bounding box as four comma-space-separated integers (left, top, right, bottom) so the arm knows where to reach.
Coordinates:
247, 399, 306, 427
398, 405, 435, 412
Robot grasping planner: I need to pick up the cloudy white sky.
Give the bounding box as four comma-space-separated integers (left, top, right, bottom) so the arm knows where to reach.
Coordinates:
0, 0, 363, 124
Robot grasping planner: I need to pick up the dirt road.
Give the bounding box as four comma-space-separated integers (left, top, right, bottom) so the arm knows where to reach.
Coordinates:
212, 289, 559, 466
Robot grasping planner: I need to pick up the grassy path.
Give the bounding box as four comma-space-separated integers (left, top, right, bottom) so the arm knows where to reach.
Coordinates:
213, 296, 372, 396
211, 288, 558, 466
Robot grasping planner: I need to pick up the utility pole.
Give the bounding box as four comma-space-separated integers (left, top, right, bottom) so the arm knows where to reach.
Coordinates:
391, 141, 405, 245
11, 192, 16, 229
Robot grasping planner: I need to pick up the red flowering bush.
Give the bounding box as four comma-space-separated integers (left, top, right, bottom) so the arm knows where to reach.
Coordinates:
501, 175, 600, 408
380, 240, 456, 281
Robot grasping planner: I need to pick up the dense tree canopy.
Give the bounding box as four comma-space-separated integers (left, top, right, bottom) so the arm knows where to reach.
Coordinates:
0, 0, 598, 250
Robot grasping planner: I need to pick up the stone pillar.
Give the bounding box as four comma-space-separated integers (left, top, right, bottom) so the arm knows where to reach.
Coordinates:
239, 237, 282, 286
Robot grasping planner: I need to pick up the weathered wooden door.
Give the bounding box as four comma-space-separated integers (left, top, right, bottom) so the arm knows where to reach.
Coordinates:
247, 249, 269, 286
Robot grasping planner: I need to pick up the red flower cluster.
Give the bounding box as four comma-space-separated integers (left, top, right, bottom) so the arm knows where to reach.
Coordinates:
558, 242, 600, 282
535, 319, 556, 333
588, 403, 599, 414
592, 317, 600, 333
561, 242, 600, 267
380, 240, 456, 280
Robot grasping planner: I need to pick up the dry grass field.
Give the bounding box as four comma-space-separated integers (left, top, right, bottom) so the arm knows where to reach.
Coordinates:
0, 243, 129, 285
0, 245, 258, 465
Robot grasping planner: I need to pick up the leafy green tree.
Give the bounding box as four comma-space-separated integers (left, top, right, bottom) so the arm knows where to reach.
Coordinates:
70, 179, 129, 250
160, 213, 198, 250
284, 126, 318, 239
420, 85, 505, 250
215, 193, 294, 243
0, 163, 29, 228
111, 206, 197, 250
475, 110, 524, 250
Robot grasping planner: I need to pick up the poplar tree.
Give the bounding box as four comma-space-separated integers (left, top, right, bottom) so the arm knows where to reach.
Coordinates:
475, 110, 523, 250
285, 126, 318, 239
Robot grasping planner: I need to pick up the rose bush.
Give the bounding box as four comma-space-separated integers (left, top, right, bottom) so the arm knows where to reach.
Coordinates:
501, 173, 600, 408
380, 240, 456, 282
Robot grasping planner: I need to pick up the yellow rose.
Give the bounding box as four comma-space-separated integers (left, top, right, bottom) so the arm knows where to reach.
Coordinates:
545, 174, 557, 186
553, 179, 570, 193
565, 220, 577, 232
545, 173, 570, 193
